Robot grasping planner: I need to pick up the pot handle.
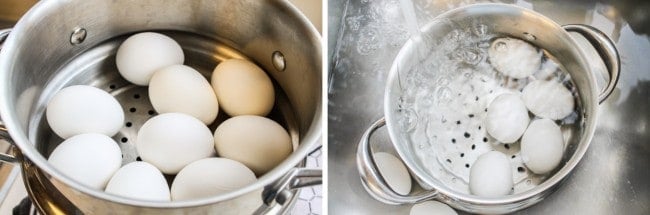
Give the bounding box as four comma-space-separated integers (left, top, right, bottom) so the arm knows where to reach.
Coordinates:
0, 123, 18, 163
0, 29, 20, 164
254, 167, 322, 214
563, 24, 620, 104
356, 118, 439, 205
0, 28, 9, 45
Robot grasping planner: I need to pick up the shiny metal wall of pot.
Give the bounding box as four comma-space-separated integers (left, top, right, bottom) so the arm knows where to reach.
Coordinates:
0, 0, 322, 214
357, 3, 619, 214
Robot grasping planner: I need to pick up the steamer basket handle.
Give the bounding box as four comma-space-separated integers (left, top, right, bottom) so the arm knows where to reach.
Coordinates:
255, 167, 322, 214
0, 29, 19, 164
356, 118, 439, 205
563, 24, 620, 104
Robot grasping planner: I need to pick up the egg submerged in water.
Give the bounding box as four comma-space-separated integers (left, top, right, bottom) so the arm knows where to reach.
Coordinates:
522, 80, 575, 120
105, 162, 171, 202
485, 93, 530, 144
488, 37, 542, 79
469, 151, 513, 197
521, 118, 565, 174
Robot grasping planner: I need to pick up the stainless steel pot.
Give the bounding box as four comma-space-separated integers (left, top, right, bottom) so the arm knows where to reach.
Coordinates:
357, 3, 619, 214
0, 0, 322, 214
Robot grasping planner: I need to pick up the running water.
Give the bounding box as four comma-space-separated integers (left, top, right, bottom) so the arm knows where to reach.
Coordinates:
395, 23, 582, 194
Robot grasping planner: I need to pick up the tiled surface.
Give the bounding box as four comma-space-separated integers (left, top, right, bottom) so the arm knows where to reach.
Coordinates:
291, 147, 323, 215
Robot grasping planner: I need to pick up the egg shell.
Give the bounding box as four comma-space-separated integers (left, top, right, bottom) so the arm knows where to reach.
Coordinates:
521, 118, 564, 174
171, 158, 256, 201
46, 85, 124, 139
488, 37, 542, 79
211, 59, 275, 116
410, 201, 457, 215
105, 162, 170, 202
116, 32, 184, 85
469, 151, 513, 197
136, 113, 214, 174
522, 80, 575, 120
48, 133, 122, 190
149, 65, 219, 124
485, 93, 530, 143
213, 115, 291, 175
373, 152, 412, 195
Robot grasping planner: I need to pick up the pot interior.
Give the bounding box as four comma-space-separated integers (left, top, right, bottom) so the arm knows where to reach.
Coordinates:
0, 0, 321, 209
385, 3, 597, 202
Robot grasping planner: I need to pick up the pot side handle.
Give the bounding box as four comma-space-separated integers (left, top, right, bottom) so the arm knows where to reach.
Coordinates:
0, 122, 18, 163
0, 29, 10, 48
0, 29, 19, 164
254, 167, 322, 214
356, 118, 438, 205
563, 24, 620, 104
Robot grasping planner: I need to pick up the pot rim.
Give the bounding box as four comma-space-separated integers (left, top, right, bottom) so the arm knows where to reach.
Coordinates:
383, 3, 599, 206
0, 0, 322, 208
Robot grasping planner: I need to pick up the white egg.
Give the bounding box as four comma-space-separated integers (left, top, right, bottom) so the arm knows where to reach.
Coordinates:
136, 113, 214, 174
171, 158, 256, 201
522, 80, 575, 120
46, 85, 124, 139
48, 133, 122, 189
373, 152, 411, 195
213, 115, 291, 175
521, 119, 564, 174
105, 162, 170, 202
485, 93, 530, 143
211, 59, 275, 116
410, 201, 457, 215
488, 37, 542, 79
116, 32, 184, 85
469, 151, 513, 197
149, 65, 219, 124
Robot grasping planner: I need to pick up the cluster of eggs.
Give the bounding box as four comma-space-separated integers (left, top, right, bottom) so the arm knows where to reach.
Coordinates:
470, 37, 575, 197
46, 32, 292, 201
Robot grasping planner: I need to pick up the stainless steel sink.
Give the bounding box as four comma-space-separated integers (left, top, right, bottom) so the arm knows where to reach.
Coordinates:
328, 0, 650, 214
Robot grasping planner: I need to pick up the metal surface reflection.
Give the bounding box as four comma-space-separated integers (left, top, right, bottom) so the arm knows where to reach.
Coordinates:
328, 0, 650, 214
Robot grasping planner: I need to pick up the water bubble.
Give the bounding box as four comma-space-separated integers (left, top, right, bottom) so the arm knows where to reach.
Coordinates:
455, 48, 482, 65
356, 28, 380, 55
495, 41, 508, 52
472, 24, 488, 36
347, 16, 363, 31
399, 108, 418, 132
436, 86, 453, 105
523, 32, 536, 41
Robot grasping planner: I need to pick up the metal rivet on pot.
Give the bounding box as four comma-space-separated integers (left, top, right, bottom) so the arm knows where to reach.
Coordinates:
272, 51, 286, 72
70, 27, 87, 45
523, 32, 536, 41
